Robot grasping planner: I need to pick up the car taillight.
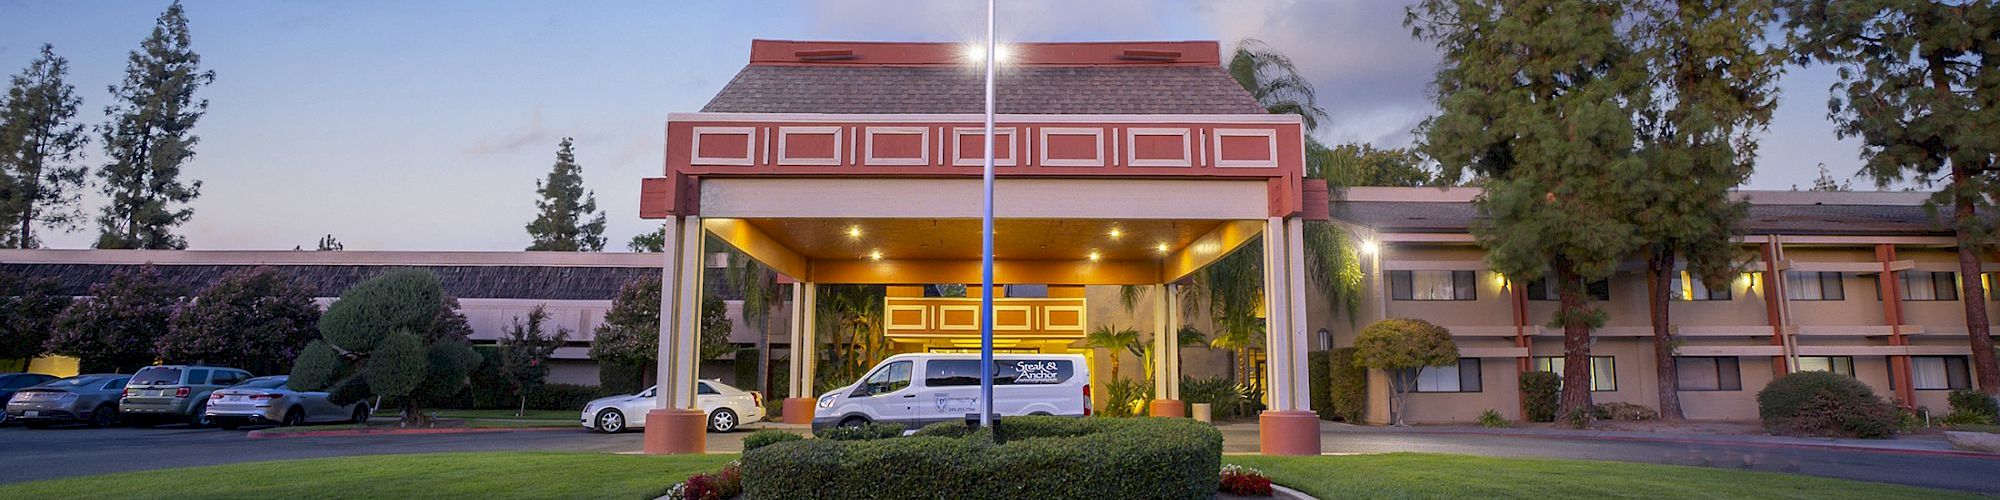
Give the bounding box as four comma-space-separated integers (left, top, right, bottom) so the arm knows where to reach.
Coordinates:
175, 387, 190, 398
751, 391, 763, 408
123, 389, 135, 398
1083, 384, 1092, 417
210, 393, 225, 400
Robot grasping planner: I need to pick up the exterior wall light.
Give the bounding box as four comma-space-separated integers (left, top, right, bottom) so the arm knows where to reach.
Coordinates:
1360, 240, 1380, 255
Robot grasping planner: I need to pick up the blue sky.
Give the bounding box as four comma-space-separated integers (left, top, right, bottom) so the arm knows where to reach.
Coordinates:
0, 1, 1868, 251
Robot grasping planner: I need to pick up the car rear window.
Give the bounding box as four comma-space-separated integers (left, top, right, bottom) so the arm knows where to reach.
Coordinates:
130, 367, 183, 385
234, 377, 288, 389
40, 376, 106, 389
925, 359, 1075, 387
101, 378, 129, 390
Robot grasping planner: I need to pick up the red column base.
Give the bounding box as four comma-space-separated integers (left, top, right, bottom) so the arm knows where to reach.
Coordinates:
1258, 410, 1321, 456
781, 398, 817, 425
1149, 399, 1186, 418
642, 409, 707, 454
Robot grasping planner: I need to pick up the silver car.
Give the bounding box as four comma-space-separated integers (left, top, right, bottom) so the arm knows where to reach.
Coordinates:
5, 374, 132, 428
205, 376, 371, 429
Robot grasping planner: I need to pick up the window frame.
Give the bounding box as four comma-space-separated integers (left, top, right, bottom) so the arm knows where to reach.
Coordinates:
1410, 359, 1484, 393
1907, 355, 1972, 391
1532, 356, 1618, 392
1794, 356, 1856, 377
1888, 271, 1959, 302
1524, 276, 1611, 302
1674, 356, 1743, 392
1785, 271, 1846, 301
1388, 270, 1478, 301
1669, 271, 1732, 301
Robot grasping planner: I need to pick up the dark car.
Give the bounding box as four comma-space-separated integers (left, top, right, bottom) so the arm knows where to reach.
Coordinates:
6, 374, 131, 428
0, 373, 59, 426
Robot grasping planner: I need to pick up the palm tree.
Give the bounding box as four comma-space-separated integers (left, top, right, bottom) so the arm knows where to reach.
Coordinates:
1084, 325, 1144, 381
724, 247, 782, 398
1229, 39, 1329, 131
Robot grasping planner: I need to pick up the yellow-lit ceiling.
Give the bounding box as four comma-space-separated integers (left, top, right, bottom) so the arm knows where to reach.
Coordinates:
737, 218, 1226, 261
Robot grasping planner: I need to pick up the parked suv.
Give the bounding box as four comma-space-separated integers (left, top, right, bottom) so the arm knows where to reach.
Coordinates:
120, 365, 253, 428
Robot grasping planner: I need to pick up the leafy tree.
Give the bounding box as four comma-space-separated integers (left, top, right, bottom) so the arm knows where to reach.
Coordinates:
46, 265, 180, 373
724, 248, 784, 396
1804, 163, 1853, 191
499, 305, 569, 416
525, 137, 606, 252
1630, 0, 1783, 420
1782, 0, 2000, 395
815, 285, 886, 392
1319, 143, 1440, 187
1084, 324, 1143, 381
317, 234, 343, 251
1353, 318, 1459, 426
288, 269, 478, 427
0, 44, 89, 249
1409, 0, 1652, 417
628, 227, 665, 252
158, 266, 320, 374
94, 1, 213, 250
1193, 244, 1266, 386
0, 271, 68, 368
588, 277, 732, 386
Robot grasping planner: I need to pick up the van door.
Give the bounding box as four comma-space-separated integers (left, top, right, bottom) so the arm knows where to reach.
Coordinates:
918, 359, 984, 425
851, 360, 914, 423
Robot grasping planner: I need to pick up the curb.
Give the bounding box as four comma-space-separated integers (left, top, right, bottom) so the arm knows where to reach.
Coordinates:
247, 426, 575, 439
1382, 428, 2000, 460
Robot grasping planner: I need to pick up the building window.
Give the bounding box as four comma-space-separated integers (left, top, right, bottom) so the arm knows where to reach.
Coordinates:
1533, 356, 1617, 392
1911, 356, 1972, 390
1796, 356, 1855, 377
1784, 271, 1845, 301
1676, 357, 1742, 391
1669, 271, 1731, 301
1893, 271, 1959, 301
1389, 270, 1477, 301
1006, 284, 1049, 298
1524, 277, 1611, 302
1410, 359, 1483, 393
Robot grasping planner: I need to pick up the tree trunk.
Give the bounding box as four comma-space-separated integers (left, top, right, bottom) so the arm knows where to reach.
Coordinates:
758, 302, 774, 398
1553, 258, 1594, 422
1389, 370, 1412, 426
1952, 169, 2000, 395
1647, 247, 1685, 419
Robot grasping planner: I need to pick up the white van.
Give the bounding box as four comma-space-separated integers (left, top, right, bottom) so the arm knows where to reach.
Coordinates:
811, 353, 1090, 432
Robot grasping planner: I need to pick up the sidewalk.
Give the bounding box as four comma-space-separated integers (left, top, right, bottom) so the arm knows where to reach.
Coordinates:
1318, 421, 1992, 457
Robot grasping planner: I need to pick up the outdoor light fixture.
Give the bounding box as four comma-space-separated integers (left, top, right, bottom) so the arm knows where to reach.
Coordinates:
1108, 227, 1123, 239
962, 43, 1013, 63
1360, 240, 1380, 255
1089, 250, 1101, 262
869, 250, 883, 261
847, 226, 862, 239
1155, 243, 1170, 254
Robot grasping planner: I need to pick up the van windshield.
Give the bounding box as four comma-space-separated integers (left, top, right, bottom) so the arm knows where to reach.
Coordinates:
130, 367, 183, 386
925, 359, 1073, 387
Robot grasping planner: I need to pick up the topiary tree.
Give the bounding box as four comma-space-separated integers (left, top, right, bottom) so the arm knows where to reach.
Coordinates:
158, 266, 320, 375
588, 277, 732, 388
1757, 371, 1897, 438
45, 265, 180, 373
1353, 318, 1458, 426
0, 272, 69, 369
288, 269, 478, 427
499, 305, 568, 416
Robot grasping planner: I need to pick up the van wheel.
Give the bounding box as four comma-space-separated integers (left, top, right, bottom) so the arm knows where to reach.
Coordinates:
838, 416, 869, 428
709, 408, 738, 432
89, 405, 120, 428
596, 409, 627, 434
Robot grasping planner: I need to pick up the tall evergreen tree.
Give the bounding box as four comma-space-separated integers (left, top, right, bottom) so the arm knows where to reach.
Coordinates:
1631, 0, 1783, 420
1782, 0, 2000, 395
525, 137, 606, 251
95, 1, 212, 250
1409, 0, 1652, 418
0, 44, 90, 249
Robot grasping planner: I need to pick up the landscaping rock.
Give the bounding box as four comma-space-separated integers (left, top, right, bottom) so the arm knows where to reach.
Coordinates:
1945, 431, 2000, 454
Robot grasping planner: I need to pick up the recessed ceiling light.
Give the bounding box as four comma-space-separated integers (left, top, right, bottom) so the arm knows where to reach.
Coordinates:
1155, 243, 1170, 254
1088, 250, 1101, 262
1108, 228, 1123, 239
869, 250, 883, 261
846, 226, 862, 239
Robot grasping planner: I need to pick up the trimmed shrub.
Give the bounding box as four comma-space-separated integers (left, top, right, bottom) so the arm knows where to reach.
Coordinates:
1102, 378, 1152, 417
1943, 390, 1999, 426
913, 420, 971, 438
1478, 409, 1508, 428
743, 416, 1221, 500
1520, 371, 1561, 423
1309, 350, 1334, 421
1180, 376, 1247, 417
597, 360, 645, 395
522, 384, 619, 411
1591, 402, 1659, 421
742, 430, 803, 452
1758, 371, 1896, 438
1329, 348, 1367, 422
816, 422, 905, 441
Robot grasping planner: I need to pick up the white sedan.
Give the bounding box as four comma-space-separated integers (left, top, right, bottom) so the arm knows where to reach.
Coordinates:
580, 380, 766, 433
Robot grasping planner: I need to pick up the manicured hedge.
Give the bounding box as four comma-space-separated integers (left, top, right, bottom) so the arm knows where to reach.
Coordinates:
1520, 371, 1561, 423
743, 416, 1222, 499
1328, 347, 1367, 423
1309, 350, 1334, 421
1757, 371, 1896, 438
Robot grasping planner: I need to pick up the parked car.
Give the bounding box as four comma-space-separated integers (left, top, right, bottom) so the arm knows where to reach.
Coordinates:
120, 365, 253, 428
581, 379, 765, 434
204, 375, 370, 429
811, 353, 1090, 433
5, 374, 132, 428
0, 373, 59, 426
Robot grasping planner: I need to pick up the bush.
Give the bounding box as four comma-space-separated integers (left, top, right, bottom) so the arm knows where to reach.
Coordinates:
1757, 371, 1897, 438
1102, 378, 1152, 417
1478, 409, 1508, 428
1309, 350, 1334, 421
1218, 464, 1273, 496
1591, 402, 1659, 421
913, 420, 971, 438
1328, 347, 1367, 423
1943, 390, 1999, 425
742, 430, 803, 451
597, 361, 645, 395
1180, 376, 1247, 417
523, 384, 620, 411
733, 348, 760, 391
1520, 371, 1561, 423
816, 422, 905, 441
742, 416, 1221, 500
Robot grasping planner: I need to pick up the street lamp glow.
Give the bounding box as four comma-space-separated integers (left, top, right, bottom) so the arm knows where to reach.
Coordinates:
963, 43, 1012, 63
1360, 240, 1380, 255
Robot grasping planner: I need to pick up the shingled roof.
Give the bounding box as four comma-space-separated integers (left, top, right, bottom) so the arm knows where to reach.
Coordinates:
701, 65, 1268, 115
1332, 188, 1951, 237
0, 263, 660, 301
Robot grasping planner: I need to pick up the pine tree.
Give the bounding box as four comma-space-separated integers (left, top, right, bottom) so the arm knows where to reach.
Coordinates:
94, 1, 212, 250
525, 137, 606, 251
0, 44, 90, 249
1783, 0, 2000, 395
1809, 164, 1852, 192
1409, 0, 1652, 418
1631, 0, 1783, 420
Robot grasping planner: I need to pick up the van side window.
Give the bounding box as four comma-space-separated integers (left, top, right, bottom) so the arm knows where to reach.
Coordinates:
860, 361, 912, 395
925, 360, 1073, 386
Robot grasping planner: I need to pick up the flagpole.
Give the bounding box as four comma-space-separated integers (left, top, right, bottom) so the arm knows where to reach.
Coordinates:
978, 0, 997, 430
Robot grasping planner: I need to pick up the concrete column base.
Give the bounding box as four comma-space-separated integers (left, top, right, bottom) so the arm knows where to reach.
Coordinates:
1258, 410, 1321, 456
1148, 399, 1186, 418
642, 409, 707, 454
781, 398, 816, 425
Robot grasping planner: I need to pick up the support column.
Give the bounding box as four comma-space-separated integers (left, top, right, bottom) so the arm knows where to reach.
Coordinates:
1166, 283, 1182, 400
1150, 283, 1185, 417
644, 216, 708, 454
782, 283, 815, 424
1761, 238, 1794, 379
1259, 216, 1320, 456
1878, 244, 1918, 407
801, 282, 818, 398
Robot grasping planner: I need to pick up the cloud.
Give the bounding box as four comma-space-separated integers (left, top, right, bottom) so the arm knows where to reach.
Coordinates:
463, 107, 559, 156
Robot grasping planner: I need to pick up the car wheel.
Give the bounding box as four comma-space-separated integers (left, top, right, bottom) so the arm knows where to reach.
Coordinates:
89, 405, 120, 428
350, 404, 371, 424
595, 409, 626, 434
838, 416, 869, 428
282, 407, 305, 427
189, 401, 212, 428
0, 411, 9, 426
709, 408, 739, 433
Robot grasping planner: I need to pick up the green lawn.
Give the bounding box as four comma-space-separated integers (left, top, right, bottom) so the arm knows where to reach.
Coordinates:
0, 451, 1966, 499
1225, 453, 1969, 499
431, 409, 576, 421
245, 423, 371, 434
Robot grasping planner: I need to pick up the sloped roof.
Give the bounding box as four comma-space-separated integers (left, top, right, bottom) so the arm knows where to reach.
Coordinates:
701, 65, 1268, 115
